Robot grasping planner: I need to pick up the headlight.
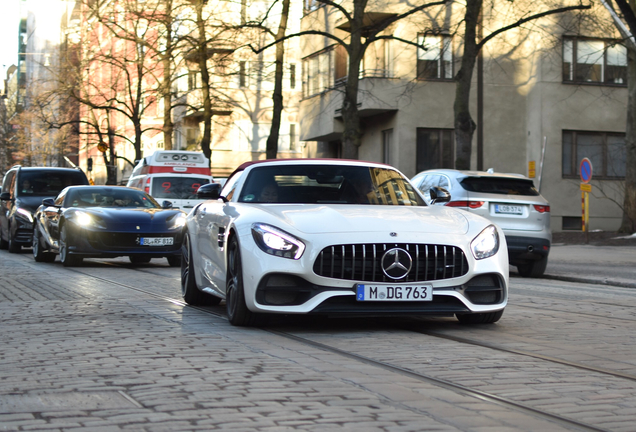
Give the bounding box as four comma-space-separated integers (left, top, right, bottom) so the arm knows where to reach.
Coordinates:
74, 211, 106, 229
251, 223, 305, 260
471, 225, 499, 260
169, 214, 187, 230
16, 208, 34, 223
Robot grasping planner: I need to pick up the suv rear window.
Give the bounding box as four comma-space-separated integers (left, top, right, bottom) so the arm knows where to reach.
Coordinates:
17, 170, 89, 197
460, 177, 539, 196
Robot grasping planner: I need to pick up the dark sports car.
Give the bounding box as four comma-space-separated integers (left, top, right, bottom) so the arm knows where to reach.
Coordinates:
32, 186, 186, 267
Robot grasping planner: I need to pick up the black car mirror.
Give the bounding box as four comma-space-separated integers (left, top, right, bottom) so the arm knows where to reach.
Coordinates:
42, 198, 56, 207
430, 187, 451, 204
196, 183, 223, 200
0, 192, 12, 201
162, 200, 173, 209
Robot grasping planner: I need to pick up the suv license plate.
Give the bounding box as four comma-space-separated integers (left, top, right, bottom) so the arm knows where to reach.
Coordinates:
140, 237, 174, 246
495, 204, 523, 215
356, 284, 432, 302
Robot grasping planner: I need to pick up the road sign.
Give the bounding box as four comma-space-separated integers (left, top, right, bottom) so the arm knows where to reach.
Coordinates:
580, 183, 592, 192
580, 158, 593, 183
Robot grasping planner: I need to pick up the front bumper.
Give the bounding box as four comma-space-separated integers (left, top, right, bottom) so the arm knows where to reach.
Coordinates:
68, 227, 183, 258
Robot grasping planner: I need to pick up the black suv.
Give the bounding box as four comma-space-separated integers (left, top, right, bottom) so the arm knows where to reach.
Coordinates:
0, 166, 89, 252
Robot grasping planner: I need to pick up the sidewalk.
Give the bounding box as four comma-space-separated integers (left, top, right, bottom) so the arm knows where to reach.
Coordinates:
517, 231, 636, 288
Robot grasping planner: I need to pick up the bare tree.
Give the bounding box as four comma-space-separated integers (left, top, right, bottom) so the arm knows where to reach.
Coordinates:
603, 0, 636, 232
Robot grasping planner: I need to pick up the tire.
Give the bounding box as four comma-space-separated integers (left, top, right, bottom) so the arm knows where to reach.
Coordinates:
33, 230, 56, 263
167, 255, 181, 267
517, 256, 548, 278
129, 255, 151, 264
181, 232, 220, 306
226, 236, 258, 326
0, 232, 8, 250
59, 224, 82, 267
456, 309, 504, 324
8, 226, 21, 253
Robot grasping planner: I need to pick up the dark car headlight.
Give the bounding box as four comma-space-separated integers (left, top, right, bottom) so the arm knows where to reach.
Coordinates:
251, 223, 305, 260
168, 213, 187, 230
16, 208, 34, 224
72, 211, 106, 229
471, 225, 499, 260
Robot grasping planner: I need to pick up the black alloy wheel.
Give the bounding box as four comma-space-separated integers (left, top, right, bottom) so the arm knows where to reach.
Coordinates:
180, 232, 220, 306
8, 225, 21, 253
456, 309, 504, 324
32, 230, 55, 263
226, 236, 258, 326
59, 224, 82, 267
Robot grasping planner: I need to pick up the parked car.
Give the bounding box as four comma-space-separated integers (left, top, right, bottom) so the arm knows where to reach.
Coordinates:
181, 159, 509, 326
410, 169, 551, 278
32, 186, 186, 267
0, 166, 89, 252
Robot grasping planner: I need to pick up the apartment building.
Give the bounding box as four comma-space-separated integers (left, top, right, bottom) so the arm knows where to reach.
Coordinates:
299, 0, 628, 232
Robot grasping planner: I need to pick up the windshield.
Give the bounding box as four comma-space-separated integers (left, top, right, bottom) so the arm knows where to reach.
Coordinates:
150, 176, 211, 199
65, 187, 160, 208
238, 165, 425, 206
18, 171, 87, 197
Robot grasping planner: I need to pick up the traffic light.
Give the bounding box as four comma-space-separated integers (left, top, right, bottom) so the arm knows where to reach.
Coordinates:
87, 157, 93, 172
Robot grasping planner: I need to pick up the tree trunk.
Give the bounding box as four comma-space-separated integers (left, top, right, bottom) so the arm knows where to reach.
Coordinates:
620, 48, 636, 233
265, 0, 290, 160
453, 0, 481, 170
340, 0, 368, 160
161, 1, 174, 151
196, 0, 213, 165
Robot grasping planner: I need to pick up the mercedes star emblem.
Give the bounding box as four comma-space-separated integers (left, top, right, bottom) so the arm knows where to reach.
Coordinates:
381, 248, 412, 279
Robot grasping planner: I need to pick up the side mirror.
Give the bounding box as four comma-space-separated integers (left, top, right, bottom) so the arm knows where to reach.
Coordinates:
42, 198, 56, 207
430, 187, 451, 204
196, 183, 222, 200
162, 200, 174, 209
0, 192, 12, 201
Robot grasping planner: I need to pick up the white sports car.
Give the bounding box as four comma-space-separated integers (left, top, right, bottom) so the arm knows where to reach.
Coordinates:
181, 159, 509, 326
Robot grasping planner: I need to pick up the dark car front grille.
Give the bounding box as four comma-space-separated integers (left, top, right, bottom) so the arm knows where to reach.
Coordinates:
313, 243, 469, 282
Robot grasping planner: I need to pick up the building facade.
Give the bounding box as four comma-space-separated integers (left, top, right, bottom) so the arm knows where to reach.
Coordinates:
298, 0, 629, 232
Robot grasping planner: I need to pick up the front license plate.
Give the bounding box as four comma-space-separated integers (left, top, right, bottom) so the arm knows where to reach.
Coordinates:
140, 237, 174, 246
495, 204, 523, 215
356, 284, 432, 302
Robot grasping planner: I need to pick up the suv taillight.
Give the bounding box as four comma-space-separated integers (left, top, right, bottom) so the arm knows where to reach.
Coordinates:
446, 201, 485, 209
534, 205, 550, 213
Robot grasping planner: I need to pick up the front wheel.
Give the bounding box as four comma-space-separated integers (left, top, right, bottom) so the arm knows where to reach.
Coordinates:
8, 226, 21, 253
33, 230, 56, 263
181, 232, 220, 306
517, 256, 548, 278
59, 224, 82, 267
167, 255, 181, 267
456, 309, 504, 324
226, 236, 258, 326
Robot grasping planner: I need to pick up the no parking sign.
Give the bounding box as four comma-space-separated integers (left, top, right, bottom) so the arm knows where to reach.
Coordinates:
580, 158, 593, 183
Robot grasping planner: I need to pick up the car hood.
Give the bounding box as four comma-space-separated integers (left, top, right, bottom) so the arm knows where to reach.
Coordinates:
17, 196, 54, 214
250, 204, 470, 235
69, 207, 184, 230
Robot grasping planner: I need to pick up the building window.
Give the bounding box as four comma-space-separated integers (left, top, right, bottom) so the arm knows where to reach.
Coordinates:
334, 44, 347, 82
562, 130, 626, 179
416, 128, 454, 172
290, 124, 297, 151
303, 50, 332, 97
239, 61, 247, 88
304, 0, 321, 13
382, 129, 393, 164
290, 63, 296, 89
563, 37, 627, 85
417, 35, 453, 80
188, 69, 199, 90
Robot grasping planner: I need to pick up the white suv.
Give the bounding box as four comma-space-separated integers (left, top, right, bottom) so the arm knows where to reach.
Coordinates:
412, 169, 551, 278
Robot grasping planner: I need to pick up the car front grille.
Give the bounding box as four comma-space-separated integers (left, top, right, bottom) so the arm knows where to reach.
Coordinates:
313, 243, 469, 282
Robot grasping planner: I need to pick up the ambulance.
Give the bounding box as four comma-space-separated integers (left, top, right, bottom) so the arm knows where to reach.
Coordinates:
126, 151, 214, 210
